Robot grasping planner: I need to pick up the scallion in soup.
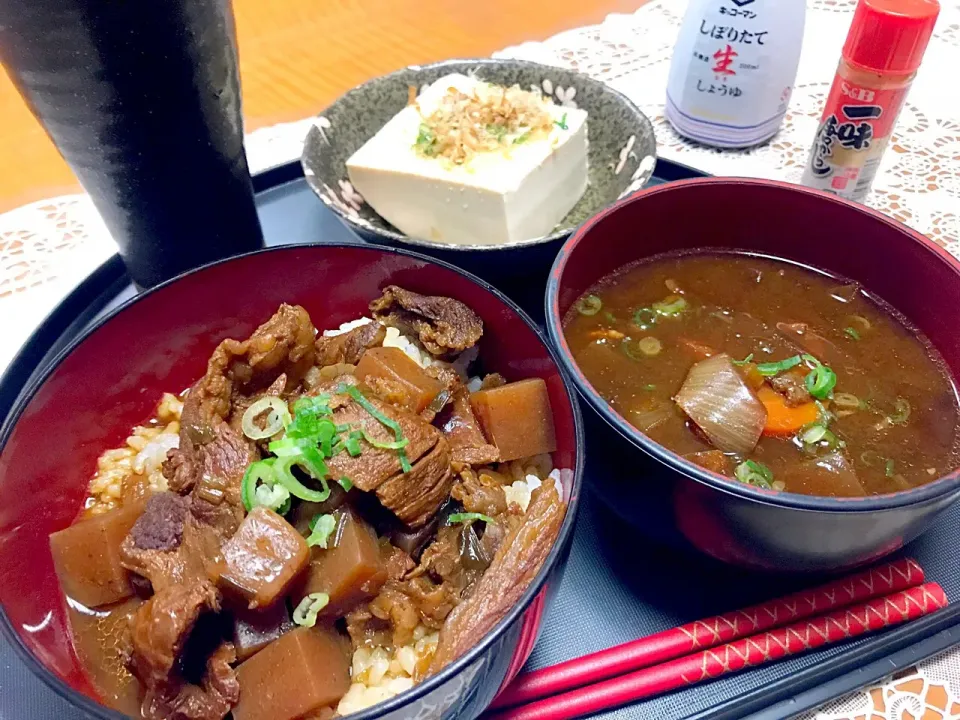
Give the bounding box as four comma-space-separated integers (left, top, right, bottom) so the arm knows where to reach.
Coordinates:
563, 251, 960, 497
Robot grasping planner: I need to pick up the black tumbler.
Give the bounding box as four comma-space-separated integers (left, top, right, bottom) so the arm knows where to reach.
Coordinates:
0, 0, 265, 288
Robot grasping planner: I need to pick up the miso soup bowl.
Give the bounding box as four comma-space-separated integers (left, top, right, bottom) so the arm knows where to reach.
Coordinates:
545, 177, 960, 573
0, 244, 584, 719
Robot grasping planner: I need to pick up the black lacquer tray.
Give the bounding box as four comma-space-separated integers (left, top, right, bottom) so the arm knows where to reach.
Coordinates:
2, 159, 959, 720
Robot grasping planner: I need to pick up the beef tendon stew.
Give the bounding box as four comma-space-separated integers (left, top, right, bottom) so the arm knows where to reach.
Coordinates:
564, 252, 959, 498
50, 287, 569, 720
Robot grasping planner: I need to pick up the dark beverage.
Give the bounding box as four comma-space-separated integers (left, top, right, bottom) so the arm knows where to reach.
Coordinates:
0, 0, 264, 288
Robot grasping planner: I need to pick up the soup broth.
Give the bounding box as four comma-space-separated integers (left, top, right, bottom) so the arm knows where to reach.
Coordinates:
563, 251, 959, 497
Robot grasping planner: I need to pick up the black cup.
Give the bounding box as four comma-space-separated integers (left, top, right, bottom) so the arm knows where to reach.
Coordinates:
0, 0, 265, 288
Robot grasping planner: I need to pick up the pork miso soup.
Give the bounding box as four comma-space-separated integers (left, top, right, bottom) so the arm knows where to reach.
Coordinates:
563, 251, 960, 497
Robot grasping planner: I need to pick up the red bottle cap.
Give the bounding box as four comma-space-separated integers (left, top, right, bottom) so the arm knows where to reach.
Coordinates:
842, 0, 940, 75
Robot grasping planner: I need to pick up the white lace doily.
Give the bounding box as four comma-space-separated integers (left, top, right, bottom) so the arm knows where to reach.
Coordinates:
495, 0, 960, 250
1, 3, 960, 715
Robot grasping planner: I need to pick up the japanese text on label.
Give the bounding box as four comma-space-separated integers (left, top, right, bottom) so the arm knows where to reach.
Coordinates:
808, 105, 882, 177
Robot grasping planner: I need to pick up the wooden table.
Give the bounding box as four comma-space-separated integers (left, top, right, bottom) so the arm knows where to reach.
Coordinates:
0, 0, 639, 213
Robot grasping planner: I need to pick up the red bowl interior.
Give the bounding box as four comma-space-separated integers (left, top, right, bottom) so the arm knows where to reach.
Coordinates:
550, 177, 960, 505
0, 244, 580, 707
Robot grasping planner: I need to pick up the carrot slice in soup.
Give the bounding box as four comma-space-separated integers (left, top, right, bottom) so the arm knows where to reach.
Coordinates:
757, 386, 819, 436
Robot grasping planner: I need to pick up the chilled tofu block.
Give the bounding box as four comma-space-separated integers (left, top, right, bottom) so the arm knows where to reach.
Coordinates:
233, 626, 351, 720
346, 73, 588, 246
49, 503, 143, 608
471, 378, 557, 462
218, 507, 309, 609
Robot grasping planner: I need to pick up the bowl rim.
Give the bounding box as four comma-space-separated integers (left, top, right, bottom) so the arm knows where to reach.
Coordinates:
300, 56, 658, 252
545, 175, 960, 514
0, 241, 586, 720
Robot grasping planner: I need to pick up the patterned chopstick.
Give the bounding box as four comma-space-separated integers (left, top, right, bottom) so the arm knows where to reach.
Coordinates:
492, 558, 924, 710
490, 582, 947, 720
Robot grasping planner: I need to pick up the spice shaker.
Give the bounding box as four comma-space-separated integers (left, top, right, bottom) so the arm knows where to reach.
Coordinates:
665, 0, 805, 148
800, 0, 940, 201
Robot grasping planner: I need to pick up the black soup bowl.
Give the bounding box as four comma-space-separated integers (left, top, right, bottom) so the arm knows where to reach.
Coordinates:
0, 244, 584, 719
545, 177, 960, 573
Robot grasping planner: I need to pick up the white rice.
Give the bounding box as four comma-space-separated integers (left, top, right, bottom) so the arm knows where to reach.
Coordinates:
382, 326, 433, 369
502, 469, 566, 513
85, 393, 183, 514
323, 317, 374, 337
336, 626, 439, 716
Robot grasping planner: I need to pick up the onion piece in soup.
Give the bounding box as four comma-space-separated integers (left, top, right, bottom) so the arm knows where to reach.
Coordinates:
674, 354, 767, 454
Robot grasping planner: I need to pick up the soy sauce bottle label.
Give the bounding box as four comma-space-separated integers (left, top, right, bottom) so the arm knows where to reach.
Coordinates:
665, 0, 805, 147
802, 79, 908, 200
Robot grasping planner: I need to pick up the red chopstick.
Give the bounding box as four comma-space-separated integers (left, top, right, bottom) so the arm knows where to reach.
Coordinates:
492, 557, 923, 710
489, 582, 947, 720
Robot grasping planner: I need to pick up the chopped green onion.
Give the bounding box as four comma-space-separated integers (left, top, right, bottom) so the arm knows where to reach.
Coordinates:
734, 460, 774, 489
254, 483, 291, 514
268, 436, 317, 457
799, 424, 843, 450
415, 124, 437, 156
621, 338, 644, 362
637, 337, 662, 356
848, 314, 871, 331
805, 365, 837, 399
513, 130, 532, 144
343, 430, 363, 457
843, 327, 861, 341
732, 354, 755, 366
643, 384, 657, 391
832, 393, 862, 410
241, 396, 292, 440
887, 397, 911, 425
652, 295, 688, 317
306, 514, 337, 549
339, 384, 412, 473
632, 307, 657, 330
286, 395, 335, 442
447, 512, 495, 525
554, 113, 568, 130
337, 477, 354, 491
576, 294, 602, 316
815, 400, 835, 427
241, 459, 277, 512
341, 384, 400, 434
292, 593, 330, 628
800, 425, 828, 445
801, 354, 821, 367
360, 429, 409, 450
885, 459, 896, 478
273, 454, 331, 503
486, 124, 507, 142
756, 355, 802, 377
